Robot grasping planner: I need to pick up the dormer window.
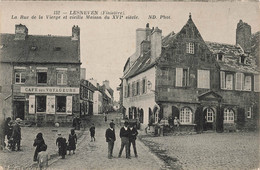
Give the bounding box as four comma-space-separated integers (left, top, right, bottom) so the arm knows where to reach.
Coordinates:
240, 55, 246, 64
217, 53, 224, 61
186, 43, 194, 54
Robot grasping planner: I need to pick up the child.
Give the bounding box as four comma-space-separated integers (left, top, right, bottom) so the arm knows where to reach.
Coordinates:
68, 129, 77, 155
56, 133, 67, 159
37, 144, 49, 170
89, 124, 95, 142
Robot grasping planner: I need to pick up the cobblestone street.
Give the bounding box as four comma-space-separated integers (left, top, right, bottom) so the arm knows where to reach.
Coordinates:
140, 132, 259, 170
49, 120, 163, 170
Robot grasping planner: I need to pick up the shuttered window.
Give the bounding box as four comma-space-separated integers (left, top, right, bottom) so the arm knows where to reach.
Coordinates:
235, 73, 243, 90
66, 96, 72, 114
226, 74, 233, 90
254, 75, 260, 92
220, 71, 225, 89
197, 69, 210, 89
244, 75, 252, 91
176, 68, 183, 87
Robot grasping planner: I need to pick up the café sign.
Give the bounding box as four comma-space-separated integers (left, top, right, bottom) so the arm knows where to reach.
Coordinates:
21, 86, 79, 94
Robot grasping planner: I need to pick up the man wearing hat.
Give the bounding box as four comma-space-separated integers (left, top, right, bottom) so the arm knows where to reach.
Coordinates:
105, 122, 116, 159
129, 123, 138, 158
118, 121, 130, 159
11, 118, 22, 151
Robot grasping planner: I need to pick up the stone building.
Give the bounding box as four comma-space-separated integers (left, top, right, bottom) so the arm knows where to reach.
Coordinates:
80, 79, 96, 116
0, 24, 81, 124
122, 14, 259, 132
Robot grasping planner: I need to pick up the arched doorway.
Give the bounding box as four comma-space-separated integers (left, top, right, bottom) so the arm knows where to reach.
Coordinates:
139, 108, 144, 123
203, 108, 215, 131
148, 108, 154, 125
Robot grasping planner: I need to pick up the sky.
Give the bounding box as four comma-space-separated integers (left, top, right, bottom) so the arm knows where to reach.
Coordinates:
0, 2, 259, 101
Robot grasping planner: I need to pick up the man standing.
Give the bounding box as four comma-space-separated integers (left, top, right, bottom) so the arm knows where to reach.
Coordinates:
105, 122, 116, 159
118, 121, 130, 159
129, 123, 138, 158
11, 118, 22, 151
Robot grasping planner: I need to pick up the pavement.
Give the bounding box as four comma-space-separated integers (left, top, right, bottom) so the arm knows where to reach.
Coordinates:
140, 131, 260, 170
0, 125, 85, 169
49, 114, 164, 170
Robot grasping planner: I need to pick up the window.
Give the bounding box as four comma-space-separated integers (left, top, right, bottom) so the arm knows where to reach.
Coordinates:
197, 70, 210, 89
235, 73, 244, 90
36, 96, 46, 113
37, 72, 47, 84
127, 83, 130, 97
206, 108, 214, 122
176, 68, 189, 87
246, 107, 252, 118
57, 71, 67, 85
56, 96, 66, 113
224, 108, 234, 123
244, 75, 252, 91
136, 81, 140, 95
240, 55, 246, 64
142, 78, 147, 94
15, 72, 26, 84
254, 74, 260, 92
221, 71, 233, 90
132, 82, 135, 96
180, 107, 192, 124
186, 43, 194, 54
217, 53, 224, 61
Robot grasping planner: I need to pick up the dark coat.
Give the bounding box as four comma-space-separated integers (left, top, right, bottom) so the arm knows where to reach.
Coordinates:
68, 134, 77, 151
119, 127, 130, 138
129, 127, 138, 140
105, 128, 116, 142
4, 121, 12, 139
11, 124, 21, 140
56, 137, 67, 156
89, 126, 95, 136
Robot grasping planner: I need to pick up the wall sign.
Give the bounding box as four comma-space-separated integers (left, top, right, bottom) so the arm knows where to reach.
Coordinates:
21, 86, 79, 94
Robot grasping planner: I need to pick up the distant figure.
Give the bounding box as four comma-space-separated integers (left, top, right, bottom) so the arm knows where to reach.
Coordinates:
33, 133, 46, 162
37, 143, 49, 170
174, 117, 180, 131
89, 124, 96, 142
118, 121, 130, 159
73, 116, 81, 130
11, 118, 22, 151
4, 117, 12, 149
129, 123, 138, 158
68, 129, 77, 155
105, 122, 116, 159
56, 133, 67, 159
104, 113, 107, 122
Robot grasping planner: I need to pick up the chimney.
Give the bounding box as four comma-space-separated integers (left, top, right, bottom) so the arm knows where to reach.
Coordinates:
236, 20, 251, 53
151, 27, 162, 62
140, 40, 150, 54
130, 24, 152, 66
103, 80, 110, 89
14, 24, 28, 40
72, 25, 80, 41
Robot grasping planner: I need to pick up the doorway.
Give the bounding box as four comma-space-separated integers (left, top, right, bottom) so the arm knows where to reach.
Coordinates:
14, 101, 25, 120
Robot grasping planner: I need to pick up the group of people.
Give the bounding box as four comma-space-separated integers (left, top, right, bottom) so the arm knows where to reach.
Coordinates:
105, 121, 138, 159
3, 117, 22, 152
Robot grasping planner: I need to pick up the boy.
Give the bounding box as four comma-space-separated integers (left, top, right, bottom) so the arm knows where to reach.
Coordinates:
89, 124, 95, 142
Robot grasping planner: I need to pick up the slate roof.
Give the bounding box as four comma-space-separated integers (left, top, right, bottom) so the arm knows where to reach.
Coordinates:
206, 41, 259, 74
123, 52, 155, 79
0, 34, 80, 64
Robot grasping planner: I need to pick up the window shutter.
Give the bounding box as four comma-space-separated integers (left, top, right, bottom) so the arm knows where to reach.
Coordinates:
57, 73, 62, 85
145, 79, 147, 93
197, 70, 202, 88
140, 80, 143, 95
66, 96, 72, 114
244, 76, 251, 91
220, 71, 225, 89
46, 95, 55, 114
235, 73, 243, 90
29, 95, 35, 114
176, 68, 183, 87
63, 73, 67, 84
254, 74, 260, 92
